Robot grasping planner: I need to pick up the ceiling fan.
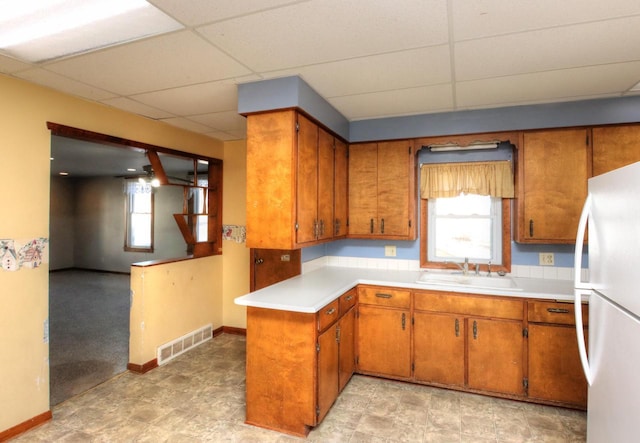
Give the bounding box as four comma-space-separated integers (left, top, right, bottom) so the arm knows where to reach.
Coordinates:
117, 164, 195, 186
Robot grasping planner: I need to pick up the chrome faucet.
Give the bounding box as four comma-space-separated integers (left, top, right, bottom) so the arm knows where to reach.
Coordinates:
447, 257, 470, 276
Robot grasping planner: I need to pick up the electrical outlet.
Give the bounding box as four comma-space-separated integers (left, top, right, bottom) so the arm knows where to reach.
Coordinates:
384, 245, 397, 257
539, 252, 555, 266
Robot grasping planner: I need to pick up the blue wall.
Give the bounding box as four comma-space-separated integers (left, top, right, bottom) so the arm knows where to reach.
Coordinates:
240, 76, 629, 268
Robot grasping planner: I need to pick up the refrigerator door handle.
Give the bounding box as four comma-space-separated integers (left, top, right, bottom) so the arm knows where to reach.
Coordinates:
573, 194, 593, 386
574, 194, 591, 289
574, 289, 593, 386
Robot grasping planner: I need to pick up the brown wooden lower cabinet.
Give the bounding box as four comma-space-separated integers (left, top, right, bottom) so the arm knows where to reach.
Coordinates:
414, 311, 465, 386
467, 317, 525, 396
244, 285, 588, 436
245, 288, 356, 437
413, 291, 525, 396
527, 301, 589, 408
356, 286, 412, 378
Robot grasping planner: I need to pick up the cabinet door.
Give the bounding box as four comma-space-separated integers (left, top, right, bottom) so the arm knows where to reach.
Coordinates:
592, 125, 640, 176
317, 127, 335, 241
246, 110, 296, 249
348, 143, 378, 236
334, 138, 348, 237
317, 322, 339, 423
296, 114, 319, 244
467, 318, 524, 395
338, 307, 356, 392
518, 129, 589, 243
377, 140, 412, 237
357, 305, 411, 378
528, 324, 588, 407
414, 311, 464, 387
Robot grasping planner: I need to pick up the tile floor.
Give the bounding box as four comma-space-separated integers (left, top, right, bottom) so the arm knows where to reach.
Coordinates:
13, 334, 586, 442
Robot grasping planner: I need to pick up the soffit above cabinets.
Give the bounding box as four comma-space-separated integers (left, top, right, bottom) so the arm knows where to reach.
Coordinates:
2, 0, 640, 141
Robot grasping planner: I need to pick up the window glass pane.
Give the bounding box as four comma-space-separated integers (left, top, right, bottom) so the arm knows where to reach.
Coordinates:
130, 213, 151, 247
435, 193, 490, 215
435, 218, 492, 259
196, 215, 208, 242
131, 192, 151, 213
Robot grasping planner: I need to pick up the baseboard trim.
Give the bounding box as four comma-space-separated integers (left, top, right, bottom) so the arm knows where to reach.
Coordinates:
127, 359, 158, 374
221, 326, 247, 336
0, 410, 52, 442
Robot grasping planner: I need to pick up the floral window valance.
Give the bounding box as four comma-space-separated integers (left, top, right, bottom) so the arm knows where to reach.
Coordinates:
420, 160, 514, 199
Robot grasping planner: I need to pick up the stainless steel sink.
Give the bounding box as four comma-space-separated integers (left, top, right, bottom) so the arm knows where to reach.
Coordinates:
416, 272, 522, 291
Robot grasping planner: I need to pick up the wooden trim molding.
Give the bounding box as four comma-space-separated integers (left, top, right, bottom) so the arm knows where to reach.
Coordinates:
0, 410, 52, 442
127, 359, 158, 374
221, 326, 247, 336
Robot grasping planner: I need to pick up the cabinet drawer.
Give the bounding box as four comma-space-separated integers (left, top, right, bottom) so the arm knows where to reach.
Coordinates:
358, 286, 411, 309
317, 299, 340, 332
414, 291, 523, 320
339, 288, 357, 315
528, 301, 588, 326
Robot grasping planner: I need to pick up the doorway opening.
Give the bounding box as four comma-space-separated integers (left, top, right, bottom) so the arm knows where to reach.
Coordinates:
48, 124, 222, 405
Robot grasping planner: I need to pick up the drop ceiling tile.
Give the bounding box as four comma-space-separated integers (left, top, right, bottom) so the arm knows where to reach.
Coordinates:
131, 80, 242, 116
205, 130, 243, 141
101, 97, 175, 119
45, 30, 251, 95
265, 46, 452, 98
455, 16, 640, 81
456, 62, 640, 109
452, 0, 640, 41
159, 117, 214, 134
13, 68, 116, 101
198, 0, 447, 72
0, 54, 32, 73
328, 84, 453, 120
189, 111, 247, 132
149, 0, 308, 26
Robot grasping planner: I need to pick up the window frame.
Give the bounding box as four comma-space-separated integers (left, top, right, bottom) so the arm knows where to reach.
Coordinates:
124, 180, 155, 253
420, 198, 511, 274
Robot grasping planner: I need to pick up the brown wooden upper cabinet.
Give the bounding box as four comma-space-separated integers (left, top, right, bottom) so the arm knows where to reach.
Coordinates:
246, 110, 348, 249
592, 124, 640, 176
515, 128, 589, 243
348, 140, 416, 240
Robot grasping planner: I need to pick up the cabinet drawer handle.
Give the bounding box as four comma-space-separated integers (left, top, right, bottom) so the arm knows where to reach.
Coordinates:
375, 293, 393, 299
455, 318, 460, 337
381, 218, 385, 234
401, 313, 406, 330
529, 219, 534, 237
547, 308, 570, 314
473, 320, 478, 340
325, 308, 336, 316
370, 218, 374, 234
344, 295, 353, 301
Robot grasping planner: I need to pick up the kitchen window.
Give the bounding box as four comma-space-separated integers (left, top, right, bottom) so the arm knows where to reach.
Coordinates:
419, 160, 513, 273
427, 193, 502, 264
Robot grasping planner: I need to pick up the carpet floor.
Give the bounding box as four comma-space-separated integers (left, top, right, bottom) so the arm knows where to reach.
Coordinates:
49, 269, 131, 406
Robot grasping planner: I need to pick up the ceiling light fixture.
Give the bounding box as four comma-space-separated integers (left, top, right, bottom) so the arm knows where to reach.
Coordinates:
427, 141, 500, 152
0, 0, 183, 63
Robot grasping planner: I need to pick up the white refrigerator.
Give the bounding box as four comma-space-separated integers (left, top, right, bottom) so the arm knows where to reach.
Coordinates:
574, 161, 640, 442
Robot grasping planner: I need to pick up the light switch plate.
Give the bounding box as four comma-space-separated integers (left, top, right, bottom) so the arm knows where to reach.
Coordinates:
384, 245, 397, 257
539, 252, 555, 266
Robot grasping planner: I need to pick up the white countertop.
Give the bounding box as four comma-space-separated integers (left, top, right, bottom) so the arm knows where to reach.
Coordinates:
234, 266, 576, 313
